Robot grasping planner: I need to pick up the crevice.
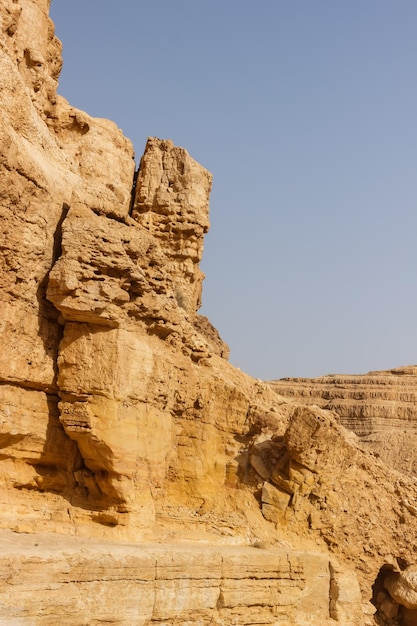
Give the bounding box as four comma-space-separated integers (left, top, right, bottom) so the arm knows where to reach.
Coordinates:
36, 202, 69, 390
51, 202, 69, 266
129, 166, 139, 216
8, 200, 94, 509
14, 167, 48, 191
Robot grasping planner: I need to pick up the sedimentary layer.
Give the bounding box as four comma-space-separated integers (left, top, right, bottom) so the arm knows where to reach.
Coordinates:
0, 530, 363, 626
268, 366, 417, 476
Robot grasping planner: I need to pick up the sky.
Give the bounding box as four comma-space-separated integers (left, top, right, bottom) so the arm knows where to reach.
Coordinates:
49, 1, 417, 380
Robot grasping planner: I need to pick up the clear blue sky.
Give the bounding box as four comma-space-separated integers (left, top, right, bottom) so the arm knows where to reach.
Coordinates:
50, 1, 417, 380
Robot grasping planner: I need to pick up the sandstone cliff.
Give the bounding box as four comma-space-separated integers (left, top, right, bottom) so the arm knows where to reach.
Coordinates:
269, 366, 417, 477
1, 2, 417, 625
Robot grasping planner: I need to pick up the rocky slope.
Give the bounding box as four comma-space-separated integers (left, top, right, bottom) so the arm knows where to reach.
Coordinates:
269, 366, 417, 477
1, 1, 417, 625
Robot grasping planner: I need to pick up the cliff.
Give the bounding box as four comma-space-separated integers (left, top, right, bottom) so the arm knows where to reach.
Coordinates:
1, 2, 417, 625
269, 366, 417, 477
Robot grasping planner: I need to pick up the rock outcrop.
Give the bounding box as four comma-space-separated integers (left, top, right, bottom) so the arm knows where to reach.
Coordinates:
1, 2, 417, 625
268, 366, 417, 477
0, 530, 362, 626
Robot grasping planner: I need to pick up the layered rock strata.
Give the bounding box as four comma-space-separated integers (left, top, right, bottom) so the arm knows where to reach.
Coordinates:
268, 366, 417, 476
0, 530, 363, 626
1, 1, 417, 625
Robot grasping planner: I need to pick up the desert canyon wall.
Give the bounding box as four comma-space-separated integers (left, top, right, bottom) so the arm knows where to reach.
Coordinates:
1, 2, 417, 625
269, 367, 417, 478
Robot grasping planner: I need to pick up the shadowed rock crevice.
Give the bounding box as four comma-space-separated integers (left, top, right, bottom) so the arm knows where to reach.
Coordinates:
128, 166, 139, 216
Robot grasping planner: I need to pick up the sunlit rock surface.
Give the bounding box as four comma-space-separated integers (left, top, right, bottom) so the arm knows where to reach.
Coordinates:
269, 366, 417, 477
1, 1, 417, 624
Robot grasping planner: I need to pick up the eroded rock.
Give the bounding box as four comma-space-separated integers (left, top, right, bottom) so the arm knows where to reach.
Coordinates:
385, 567, 417, 610
269, 367, 417, 477
1, 2, 417, 625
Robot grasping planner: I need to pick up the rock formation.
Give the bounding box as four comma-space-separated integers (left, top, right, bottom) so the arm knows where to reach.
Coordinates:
1, 1, 417, 624
269, 366, 417, 477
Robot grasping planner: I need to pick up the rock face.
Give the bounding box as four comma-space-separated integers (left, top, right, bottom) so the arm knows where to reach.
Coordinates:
0, 530, 361, 626
1, 2, 417, 625
268, 366, 417, 477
